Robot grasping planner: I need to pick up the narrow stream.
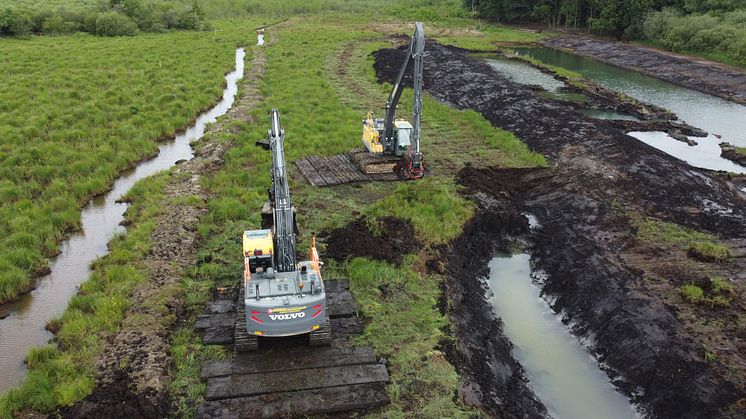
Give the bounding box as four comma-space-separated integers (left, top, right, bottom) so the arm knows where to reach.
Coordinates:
508, 47, 746, 173
487, 253, 640, 419
0, 48, 245, 394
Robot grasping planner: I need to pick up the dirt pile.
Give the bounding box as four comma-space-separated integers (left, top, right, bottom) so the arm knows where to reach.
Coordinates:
323, 216, 419, 265
545, 36, 746, 106
376, 42, 746, 417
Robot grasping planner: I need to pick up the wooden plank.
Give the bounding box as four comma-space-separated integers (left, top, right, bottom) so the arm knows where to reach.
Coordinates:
307, 156, 339, 186
331, 316, 365, 337
199, 382, 389, 419
327, 290, 356, 318
295, 158, 327, 186
201, 345, 377, 379
335, 155, 364, 182
324, 279, 349, 293
205, 364, 389, 400
325, 156, 352, 184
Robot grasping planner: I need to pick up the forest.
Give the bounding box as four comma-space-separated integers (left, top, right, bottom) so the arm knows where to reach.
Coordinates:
464, 0, 746, 65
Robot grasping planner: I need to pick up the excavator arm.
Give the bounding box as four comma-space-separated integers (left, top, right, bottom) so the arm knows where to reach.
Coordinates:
383, 22, 424, 172
268, 109, 296, 272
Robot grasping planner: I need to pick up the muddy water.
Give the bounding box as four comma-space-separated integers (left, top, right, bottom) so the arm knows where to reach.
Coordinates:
0, 48, 245, 394
510, 47, 746, 173
487, 253, 640, 419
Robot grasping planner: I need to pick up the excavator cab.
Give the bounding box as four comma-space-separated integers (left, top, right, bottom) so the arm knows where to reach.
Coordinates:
394, 120, 412, 157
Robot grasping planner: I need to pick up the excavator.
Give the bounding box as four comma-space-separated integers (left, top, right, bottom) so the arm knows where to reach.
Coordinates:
354, 22, 425, 180
235, 109, 331, 352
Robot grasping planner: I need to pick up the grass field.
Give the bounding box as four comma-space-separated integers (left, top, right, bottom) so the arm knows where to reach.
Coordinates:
0, 21, 269, 304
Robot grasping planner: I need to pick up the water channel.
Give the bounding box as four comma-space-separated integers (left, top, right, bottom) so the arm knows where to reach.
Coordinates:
0, 48, 245, 394
483, 49, 746, 173
487, 253, 641, 419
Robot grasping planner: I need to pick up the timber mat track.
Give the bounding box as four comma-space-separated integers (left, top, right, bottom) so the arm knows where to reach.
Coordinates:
545, 36, 746, 106
59, 38, 267, 418
376, 43, 746, 417
195, 280, 390, 418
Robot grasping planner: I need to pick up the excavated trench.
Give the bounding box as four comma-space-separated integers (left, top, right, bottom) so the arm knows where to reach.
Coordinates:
375, 43, 746, 418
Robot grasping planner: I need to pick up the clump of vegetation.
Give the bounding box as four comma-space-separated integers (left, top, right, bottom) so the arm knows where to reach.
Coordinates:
365, 178, 474, 245
688, 241, 730, 262
630, 215, 731, 263
679, 276, 736, 308
681, 283, 705, 304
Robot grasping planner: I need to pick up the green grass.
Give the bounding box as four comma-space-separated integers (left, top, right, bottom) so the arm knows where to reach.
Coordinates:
687, 241, 731, 263
0, 20, 261, 303
0, 172, 168, 418
365, 178, 474, 245
735, 146, 746, 157
681, 283, 705, 304
679, 276, 736, 308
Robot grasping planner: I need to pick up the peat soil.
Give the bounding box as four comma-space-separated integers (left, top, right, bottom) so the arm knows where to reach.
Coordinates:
544, 36, 746, 106
375, 43, 746, 417
323, 216, 419, 265
58, 42, 267, 418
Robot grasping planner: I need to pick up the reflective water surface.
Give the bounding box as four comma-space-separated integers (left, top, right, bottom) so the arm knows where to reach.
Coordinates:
487, 253, 640, 419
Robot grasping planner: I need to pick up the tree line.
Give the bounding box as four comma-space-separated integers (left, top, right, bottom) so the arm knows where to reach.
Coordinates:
463, 0, 746, 65
0, 0, 210, 37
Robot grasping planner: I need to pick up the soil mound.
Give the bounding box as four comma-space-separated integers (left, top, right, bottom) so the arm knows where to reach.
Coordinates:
323, 216, 419, 265
59, 371, 168, 419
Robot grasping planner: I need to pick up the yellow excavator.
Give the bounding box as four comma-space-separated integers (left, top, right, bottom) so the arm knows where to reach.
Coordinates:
354, 22, 425, 180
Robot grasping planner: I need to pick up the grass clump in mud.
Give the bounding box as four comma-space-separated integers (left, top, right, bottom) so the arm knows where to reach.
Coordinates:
0, 173, 169, 418
679, 276, 736, 308
365, 178, 474, 245
0, 20, 259, 304
688, 241, 731, 263
631, 215, 731, 263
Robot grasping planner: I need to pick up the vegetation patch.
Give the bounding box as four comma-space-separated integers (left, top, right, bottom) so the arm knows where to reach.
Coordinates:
688, 241, 731, 263
0, 20, 257, 304
679, 276, 737, 308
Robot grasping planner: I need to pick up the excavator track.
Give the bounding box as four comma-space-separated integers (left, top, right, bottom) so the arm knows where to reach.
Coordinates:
309, 315, 332, 346
234, 282, 258, 353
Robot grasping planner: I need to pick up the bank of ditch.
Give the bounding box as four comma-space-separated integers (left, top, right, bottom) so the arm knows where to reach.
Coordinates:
374, 41, 746, 417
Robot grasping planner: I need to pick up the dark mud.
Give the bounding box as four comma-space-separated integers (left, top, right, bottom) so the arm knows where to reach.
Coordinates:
545, 36, 746, 105
58, 370, 169, 419
323, 216, 419, 265
376, 42, 746, 417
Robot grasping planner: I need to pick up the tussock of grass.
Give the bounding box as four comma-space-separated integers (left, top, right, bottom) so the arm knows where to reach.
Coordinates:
631, 215, 730, 263
681, 283, 705, 304
365, 178, 474, 245
688, 241, 731, 262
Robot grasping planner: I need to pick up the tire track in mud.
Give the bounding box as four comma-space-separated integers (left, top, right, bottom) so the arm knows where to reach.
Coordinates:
59, 38, 268, 419
375, 43, 746, 418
